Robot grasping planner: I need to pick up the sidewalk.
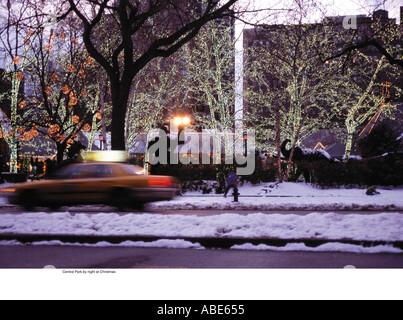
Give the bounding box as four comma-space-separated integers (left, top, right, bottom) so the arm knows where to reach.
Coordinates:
148, 183, 403, 211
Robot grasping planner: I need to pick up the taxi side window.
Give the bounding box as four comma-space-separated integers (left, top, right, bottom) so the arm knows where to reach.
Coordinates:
55, 165, 115, 179
56, 166, 86, 180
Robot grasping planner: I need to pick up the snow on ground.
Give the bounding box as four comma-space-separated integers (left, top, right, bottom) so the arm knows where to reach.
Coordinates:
232, 242, 403, 254
0, 239, 401, 254
0, 182, 402, 253
0, 183, 15, 207
149, 182, 403, 211
0, 197, 8, 207
0, 239, 204, 250
0, 211, 402, 241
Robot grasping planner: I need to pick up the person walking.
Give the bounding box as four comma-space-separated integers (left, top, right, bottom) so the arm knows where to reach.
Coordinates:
224, 171, 238, 198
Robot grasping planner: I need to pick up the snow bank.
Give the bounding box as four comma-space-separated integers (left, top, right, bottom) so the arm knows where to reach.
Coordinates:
0, 238, 401, 254
231, 242, 403, 254
0, 239, 203, 249
0, 211, 402, 242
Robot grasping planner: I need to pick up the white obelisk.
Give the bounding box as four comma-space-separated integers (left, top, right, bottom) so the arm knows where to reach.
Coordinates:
234, 20, 244, 133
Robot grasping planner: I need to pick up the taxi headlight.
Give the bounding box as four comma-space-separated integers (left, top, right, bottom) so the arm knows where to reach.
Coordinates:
0, 188, 16, 193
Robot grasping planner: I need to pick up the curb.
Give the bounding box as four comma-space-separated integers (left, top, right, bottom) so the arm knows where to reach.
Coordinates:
179, 195, 302, 198
2, 204, 402, 212
1, 234, 402, 250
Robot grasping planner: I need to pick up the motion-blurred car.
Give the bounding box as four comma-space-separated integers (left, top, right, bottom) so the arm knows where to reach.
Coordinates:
6, 162, 178, 210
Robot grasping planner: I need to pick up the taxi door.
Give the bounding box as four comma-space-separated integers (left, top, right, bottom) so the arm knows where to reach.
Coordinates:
76, 164, 119, 203
59, 165, 96, 204
42, 165, 91, 204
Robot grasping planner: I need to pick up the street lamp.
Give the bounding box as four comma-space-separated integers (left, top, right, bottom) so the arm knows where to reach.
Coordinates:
173, 116, 191, 127
170, 116, 192, 164
182, 117, 191, 126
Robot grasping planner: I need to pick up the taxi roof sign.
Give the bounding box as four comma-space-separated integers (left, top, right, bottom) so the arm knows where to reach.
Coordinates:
81, 151, 128, 163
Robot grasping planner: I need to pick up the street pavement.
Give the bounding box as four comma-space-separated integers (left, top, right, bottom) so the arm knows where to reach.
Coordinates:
1, 244, 403, 268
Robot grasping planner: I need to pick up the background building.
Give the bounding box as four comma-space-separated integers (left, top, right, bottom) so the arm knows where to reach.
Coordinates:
243, 9, 402, 158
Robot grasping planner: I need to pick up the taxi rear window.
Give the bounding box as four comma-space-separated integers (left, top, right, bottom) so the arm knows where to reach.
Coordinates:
121, 165, 147, 176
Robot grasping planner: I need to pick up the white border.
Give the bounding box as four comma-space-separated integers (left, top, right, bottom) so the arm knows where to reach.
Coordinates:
0, 269, 402, 300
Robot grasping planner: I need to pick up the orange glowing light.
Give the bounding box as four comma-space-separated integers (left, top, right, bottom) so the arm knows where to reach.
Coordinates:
50, 73, 58, 82
69, 97, 78, 106
83, 124, 91, 132
86, 56, 94, 65
45, 43, 53, 51
62, 84, 70, 95
18, 101, 27, 109
44, 86, 52, 95
67, 64, 76, 73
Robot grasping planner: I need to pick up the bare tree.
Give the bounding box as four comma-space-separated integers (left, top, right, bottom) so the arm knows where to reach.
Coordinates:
63, 0, 240, 151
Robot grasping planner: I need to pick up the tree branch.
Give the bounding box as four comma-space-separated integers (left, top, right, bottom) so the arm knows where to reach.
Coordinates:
324, 40, 403, 69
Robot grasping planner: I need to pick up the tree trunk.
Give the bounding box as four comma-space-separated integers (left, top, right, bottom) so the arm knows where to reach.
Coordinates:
9, 140, 18, 173
275, 96, 283, 183
88, 112, 98, 152
285, 139, 298, 182
100, 86, 107, 150
344, 131, 355, 161
110, 80, 131, 151
56, 143, 66, 166
284, 103, 308, 182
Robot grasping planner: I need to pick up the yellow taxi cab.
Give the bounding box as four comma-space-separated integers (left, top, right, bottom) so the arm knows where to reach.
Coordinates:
5, 159, 178, 211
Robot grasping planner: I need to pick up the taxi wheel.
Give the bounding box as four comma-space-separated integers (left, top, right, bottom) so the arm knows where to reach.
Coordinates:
49, 204, 61, 211
110, 188, 129, 211
20, 190, 38, 211
129, 202, 145, 211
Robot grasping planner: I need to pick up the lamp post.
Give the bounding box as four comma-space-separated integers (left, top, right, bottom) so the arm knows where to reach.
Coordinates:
171, 116, 191, 164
